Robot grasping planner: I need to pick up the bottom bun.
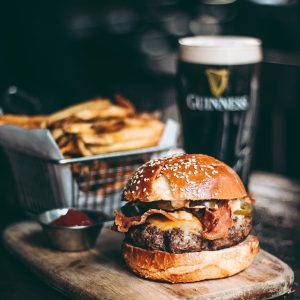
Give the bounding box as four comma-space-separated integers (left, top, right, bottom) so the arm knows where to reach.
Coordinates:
123, 235, 259, 283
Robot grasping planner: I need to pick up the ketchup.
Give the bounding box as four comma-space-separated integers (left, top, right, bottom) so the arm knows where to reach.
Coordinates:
51, 209, 95, 227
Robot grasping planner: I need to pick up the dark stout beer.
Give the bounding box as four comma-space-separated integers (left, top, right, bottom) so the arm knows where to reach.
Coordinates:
177, 36, 262, 185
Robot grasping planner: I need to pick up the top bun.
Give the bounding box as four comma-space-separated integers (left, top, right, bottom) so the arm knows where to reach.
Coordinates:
123, 154, 247, 202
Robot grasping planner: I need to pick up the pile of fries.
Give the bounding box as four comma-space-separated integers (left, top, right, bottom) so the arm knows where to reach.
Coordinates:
0, 96, 164, 158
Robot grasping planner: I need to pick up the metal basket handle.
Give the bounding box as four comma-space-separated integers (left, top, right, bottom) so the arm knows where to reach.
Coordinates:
2, 86, 43, 115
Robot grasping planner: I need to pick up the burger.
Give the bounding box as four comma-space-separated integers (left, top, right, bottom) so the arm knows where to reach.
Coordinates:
113, 154, 259, 283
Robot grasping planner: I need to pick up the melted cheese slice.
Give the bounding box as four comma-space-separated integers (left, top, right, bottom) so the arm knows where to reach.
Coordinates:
147, 211, 202, 234
145, 200, 242, 234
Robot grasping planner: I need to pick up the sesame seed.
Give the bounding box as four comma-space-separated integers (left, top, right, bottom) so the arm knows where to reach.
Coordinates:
204, 170, 212, 178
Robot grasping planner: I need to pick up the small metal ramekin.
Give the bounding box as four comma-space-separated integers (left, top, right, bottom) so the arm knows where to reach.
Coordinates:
38, 208, 106, 252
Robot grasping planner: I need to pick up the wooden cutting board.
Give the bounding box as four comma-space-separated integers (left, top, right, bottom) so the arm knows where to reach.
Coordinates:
3, 221, 294, 300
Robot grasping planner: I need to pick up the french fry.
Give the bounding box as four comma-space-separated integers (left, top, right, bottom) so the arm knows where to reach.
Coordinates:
56, 134, 72, 147
74, 105, 134, 121
92, 119, 125, 133
59, 140, 76, 155
88, 132, 162, 154
76, 137, 93, 156
80, 120, 164, 146
50, 128, 64, 140
28, 116, 49, 128
62, 118, 126, 134
47, 98, 112, 124
0, 114, 47, 128
136, 111, 161, 120
62, 122, 95, 134
115, 94, 136, 114
122, 117, 156, 128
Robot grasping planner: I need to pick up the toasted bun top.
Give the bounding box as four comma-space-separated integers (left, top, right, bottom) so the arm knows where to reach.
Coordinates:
123, 154, 247, 202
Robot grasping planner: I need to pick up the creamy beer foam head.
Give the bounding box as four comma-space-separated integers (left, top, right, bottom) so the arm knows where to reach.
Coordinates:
179, 36, 262, 65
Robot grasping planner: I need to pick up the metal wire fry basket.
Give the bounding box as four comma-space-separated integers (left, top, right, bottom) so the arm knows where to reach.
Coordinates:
4, 146, 171, 219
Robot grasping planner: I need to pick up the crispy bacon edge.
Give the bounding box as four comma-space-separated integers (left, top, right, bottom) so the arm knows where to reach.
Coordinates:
201, 201, 233, 240
245, 193, 256, 203
112, 209, 178, 233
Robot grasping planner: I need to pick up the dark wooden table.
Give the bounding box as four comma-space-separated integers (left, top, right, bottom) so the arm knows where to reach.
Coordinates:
0, 172, 299, 300
0, 209, 67, 300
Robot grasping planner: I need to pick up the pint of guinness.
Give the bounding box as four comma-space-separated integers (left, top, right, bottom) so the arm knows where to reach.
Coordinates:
177, 36, 262, 185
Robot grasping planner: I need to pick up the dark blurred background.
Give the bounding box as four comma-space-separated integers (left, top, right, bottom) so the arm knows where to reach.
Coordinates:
0, 0, 299, 179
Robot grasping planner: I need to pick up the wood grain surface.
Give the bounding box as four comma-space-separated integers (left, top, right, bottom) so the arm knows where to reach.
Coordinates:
3, 221, 294, 300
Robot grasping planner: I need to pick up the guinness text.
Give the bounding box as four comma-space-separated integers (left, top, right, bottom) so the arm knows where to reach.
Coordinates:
186, 94, 249, 111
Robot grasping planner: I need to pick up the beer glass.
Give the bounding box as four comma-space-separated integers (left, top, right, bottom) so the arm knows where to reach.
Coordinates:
177, 36, 262, 185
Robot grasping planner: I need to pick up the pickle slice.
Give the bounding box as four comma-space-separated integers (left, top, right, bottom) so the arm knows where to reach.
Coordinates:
234, 202, 253, 216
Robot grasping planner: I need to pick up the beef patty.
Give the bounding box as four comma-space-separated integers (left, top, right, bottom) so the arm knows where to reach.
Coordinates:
126, 216, 252, 253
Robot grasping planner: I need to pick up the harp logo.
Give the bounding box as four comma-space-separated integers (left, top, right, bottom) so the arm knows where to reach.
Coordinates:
205, 69, 229, 97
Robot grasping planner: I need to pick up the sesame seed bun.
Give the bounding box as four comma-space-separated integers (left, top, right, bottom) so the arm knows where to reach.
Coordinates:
123, 154, 247, 202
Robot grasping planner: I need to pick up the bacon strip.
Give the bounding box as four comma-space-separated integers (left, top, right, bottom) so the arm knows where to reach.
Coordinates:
245, 193, 256, 204
113, 209, 178, 233
114, 201, 234, 240
201, 201, 233, 240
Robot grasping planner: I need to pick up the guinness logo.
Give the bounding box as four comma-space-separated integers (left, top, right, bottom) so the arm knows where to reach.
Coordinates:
205, 69, 229, 97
